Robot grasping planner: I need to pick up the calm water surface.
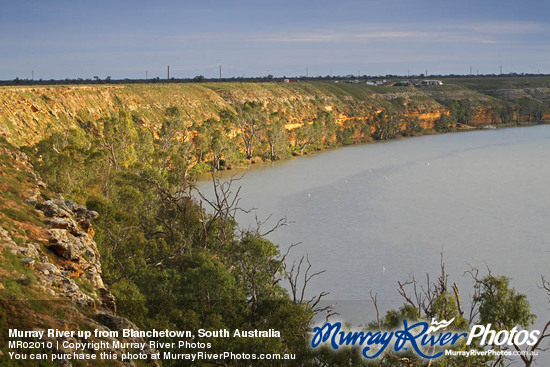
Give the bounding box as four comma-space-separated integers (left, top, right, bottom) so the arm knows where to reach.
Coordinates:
197, 125, 550, 327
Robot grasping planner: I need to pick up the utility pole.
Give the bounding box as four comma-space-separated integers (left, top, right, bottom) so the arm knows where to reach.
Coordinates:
167, 65, 170, 80
306, 67, 309, 78
145, 70, 148, 80
470, 66, 472, 75
499, 65, 503, 75
219, 65, 222, 81
425, 69, 428, 77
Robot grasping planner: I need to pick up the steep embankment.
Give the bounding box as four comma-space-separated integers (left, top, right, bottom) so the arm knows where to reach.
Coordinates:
4, 81, 548, 146
0, 139, 156, 365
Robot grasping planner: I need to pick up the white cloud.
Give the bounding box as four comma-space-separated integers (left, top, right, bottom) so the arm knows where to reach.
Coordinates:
172, 20, 547, 46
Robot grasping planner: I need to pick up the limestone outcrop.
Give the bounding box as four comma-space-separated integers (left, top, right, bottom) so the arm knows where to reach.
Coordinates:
0, 145, 156, 366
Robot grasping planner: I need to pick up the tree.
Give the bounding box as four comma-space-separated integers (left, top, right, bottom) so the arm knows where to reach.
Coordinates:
468, 271, 545, 367
99, 110, 138, 172
447, 99, 473, 125
434, 113, 453, 132
314, 110, 337, 145
472, 273, 535, 329
498, 105, 515, 124
372, 111, 400, 140
231, 235, 284, 308
157, 106, 194, 182
236, 101, 267, 159
402, 116, 423, 136
294, 118, 324, 155
263, 112, 289, 161
191, 120, 210, 163
192, 118, 232, 171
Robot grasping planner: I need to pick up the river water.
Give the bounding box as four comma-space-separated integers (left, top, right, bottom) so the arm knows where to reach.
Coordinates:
197, 125, 550, 329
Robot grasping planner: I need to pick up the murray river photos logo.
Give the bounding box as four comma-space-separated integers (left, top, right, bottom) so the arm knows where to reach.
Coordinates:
310, 318, 541, 360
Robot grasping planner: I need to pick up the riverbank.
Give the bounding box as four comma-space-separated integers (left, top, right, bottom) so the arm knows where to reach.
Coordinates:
204, 119, 550, 180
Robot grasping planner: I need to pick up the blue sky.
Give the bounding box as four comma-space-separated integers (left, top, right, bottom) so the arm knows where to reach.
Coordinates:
1, 0, 549, 79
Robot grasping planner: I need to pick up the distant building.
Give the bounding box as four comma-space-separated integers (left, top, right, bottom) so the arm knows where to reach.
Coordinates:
414, 80, 443, 86
365, 80, 387, 85
281, 78, 299, 83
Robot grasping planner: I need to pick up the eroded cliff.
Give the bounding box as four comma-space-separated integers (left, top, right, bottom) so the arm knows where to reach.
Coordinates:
0, 139, 156, 365
4, 81, 547, 146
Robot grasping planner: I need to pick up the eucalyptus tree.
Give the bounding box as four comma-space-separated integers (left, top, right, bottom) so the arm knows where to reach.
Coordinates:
264, 112, 290, 161
236, 101, 267, 159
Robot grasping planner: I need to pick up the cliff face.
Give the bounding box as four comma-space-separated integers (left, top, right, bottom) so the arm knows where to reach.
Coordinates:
402, 109, 448, 129
0, 85, 229, 146
3, 81, 543, 147
0, 140, 156, 365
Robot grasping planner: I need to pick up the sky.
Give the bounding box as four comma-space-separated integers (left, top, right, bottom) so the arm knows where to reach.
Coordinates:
1, 0, 549, 80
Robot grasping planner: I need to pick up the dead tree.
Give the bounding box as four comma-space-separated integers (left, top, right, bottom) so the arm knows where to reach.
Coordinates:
282, 246, 334, 322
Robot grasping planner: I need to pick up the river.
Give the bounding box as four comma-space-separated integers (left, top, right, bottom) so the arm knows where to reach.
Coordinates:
197, 125, 550, 331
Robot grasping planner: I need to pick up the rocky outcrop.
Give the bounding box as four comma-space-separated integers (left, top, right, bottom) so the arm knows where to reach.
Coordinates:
39, 199, 106, 305
0, 195, 108, 310
0, 146, 156, 366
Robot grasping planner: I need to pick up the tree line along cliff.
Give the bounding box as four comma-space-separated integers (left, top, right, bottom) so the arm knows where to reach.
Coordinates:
1, 80, 549, 149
